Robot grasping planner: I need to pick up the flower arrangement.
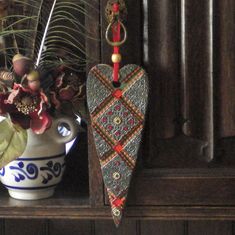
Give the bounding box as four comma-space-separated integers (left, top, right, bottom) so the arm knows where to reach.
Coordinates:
0, 0, 94, 168
0, 55, 85, 134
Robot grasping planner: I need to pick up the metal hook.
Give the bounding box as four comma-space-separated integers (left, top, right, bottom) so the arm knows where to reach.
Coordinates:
105, 0, 127, 23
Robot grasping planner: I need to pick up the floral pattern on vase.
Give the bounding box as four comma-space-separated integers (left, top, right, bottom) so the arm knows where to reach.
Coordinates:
0, 168, 5, 177
10, 162, 38, 182
7, 160, 66, 185
41, 161, 66, 184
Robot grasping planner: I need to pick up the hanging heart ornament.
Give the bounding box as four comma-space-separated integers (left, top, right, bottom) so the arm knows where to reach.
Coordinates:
87, 64, 148, 225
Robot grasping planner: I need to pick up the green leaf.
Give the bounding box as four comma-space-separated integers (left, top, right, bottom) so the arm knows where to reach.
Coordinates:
0, 119, 27, 168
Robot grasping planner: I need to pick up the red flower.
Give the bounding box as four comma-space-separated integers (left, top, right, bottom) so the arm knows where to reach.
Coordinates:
0, 84, 51, 134
59, 85, 76, 101
29, 109, 52, 134
0, 92, 31, 129
50, 72, 86, 112
0, 93, 12, 114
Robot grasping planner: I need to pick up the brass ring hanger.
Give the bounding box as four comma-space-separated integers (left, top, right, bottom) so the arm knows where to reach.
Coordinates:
105, 0, 128, 47
105, 20, 127, 47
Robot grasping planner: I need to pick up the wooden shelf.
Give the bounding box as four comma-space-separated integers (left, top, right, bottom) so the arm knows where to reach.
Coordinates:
1, 181, 235, 221
0, 192, 92, 219
2, 188, 235, 221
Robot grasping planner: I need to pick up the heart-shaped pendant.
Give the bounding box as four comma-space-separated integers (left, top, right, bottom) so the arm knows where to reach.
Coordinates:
87, 64, 148, 226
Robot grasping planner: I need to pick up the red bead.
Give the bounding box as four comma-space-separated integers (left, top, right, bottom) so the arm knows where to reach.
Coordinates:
115, 105, 121, 110
128, 119, 134, 125
123, 126, 128, 131
112, 89, 122, 99
123, 112, 129, 117
113, 197, 125, 207
115, 131, 121, 136
102, 117, 107, 123
113, 144, 123, 153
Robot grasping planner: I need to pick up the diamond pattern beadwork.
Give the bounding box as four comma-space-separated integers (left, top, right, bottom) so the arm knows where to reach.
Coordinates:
95, 99, 140, 142
87, 64, 148, 226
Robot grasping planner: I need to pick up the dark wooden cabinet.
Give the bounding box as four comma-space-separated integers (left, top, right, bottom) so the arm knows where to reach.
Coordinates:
89, 0, 235, 216
1, 0, 235, 234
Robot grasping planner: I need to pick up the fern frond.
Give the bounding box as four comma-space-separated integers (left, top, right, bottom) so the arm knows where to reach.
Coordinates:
35, 0, 94, 71
0, 0, 43, 63
0, 0, 98, 71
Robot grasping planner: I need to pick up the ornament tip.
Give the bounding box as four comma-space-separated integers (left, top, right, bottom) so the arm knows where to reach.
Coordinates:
113, 216, 122, 228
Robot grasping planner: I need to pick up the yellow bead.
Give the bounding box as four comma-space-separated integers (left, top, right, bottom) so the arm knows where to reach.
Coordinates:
113, 116, 122, 125
111, 53, 122, 63
113, 172, 121, 180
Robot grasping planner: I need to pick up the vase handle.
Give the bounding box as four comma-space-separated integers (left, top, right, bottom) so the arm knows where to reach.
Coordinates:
52, 117, 79, 144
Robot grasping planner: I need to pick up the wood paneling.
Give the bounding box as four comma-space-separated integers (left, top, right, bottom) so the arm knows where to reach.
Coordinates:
95, 0, 235, 212
147, 0, 179, 140
214, 0, 235, 138
95, 220, 136, 235
86, 0, 104, 207
213, 0, 235, 166
0, 220, 4, 235
188, 221, 232, 235
144, 0, 180, 167
180, 0, 214, 162
129, 175, 235, 205
144, 0, 213, 167
5, 219, 47, 235
49, 220, 92, 235
2, 219, 235, 235
140, 221, 184, 235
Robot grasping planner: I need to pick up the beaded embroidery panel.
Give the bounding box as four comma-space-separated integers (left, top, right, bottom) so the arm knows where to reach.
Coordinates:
87, 64, 148, 226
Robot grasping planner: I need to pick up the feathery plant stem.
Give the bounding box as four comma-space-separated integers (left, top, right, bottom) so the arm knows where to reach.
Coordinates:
36, 0, 57, 66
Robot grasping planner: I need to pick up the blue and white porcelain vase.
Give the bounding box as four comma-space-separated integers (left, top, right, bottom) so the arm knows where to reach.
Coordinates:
0, 117, 78, 200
